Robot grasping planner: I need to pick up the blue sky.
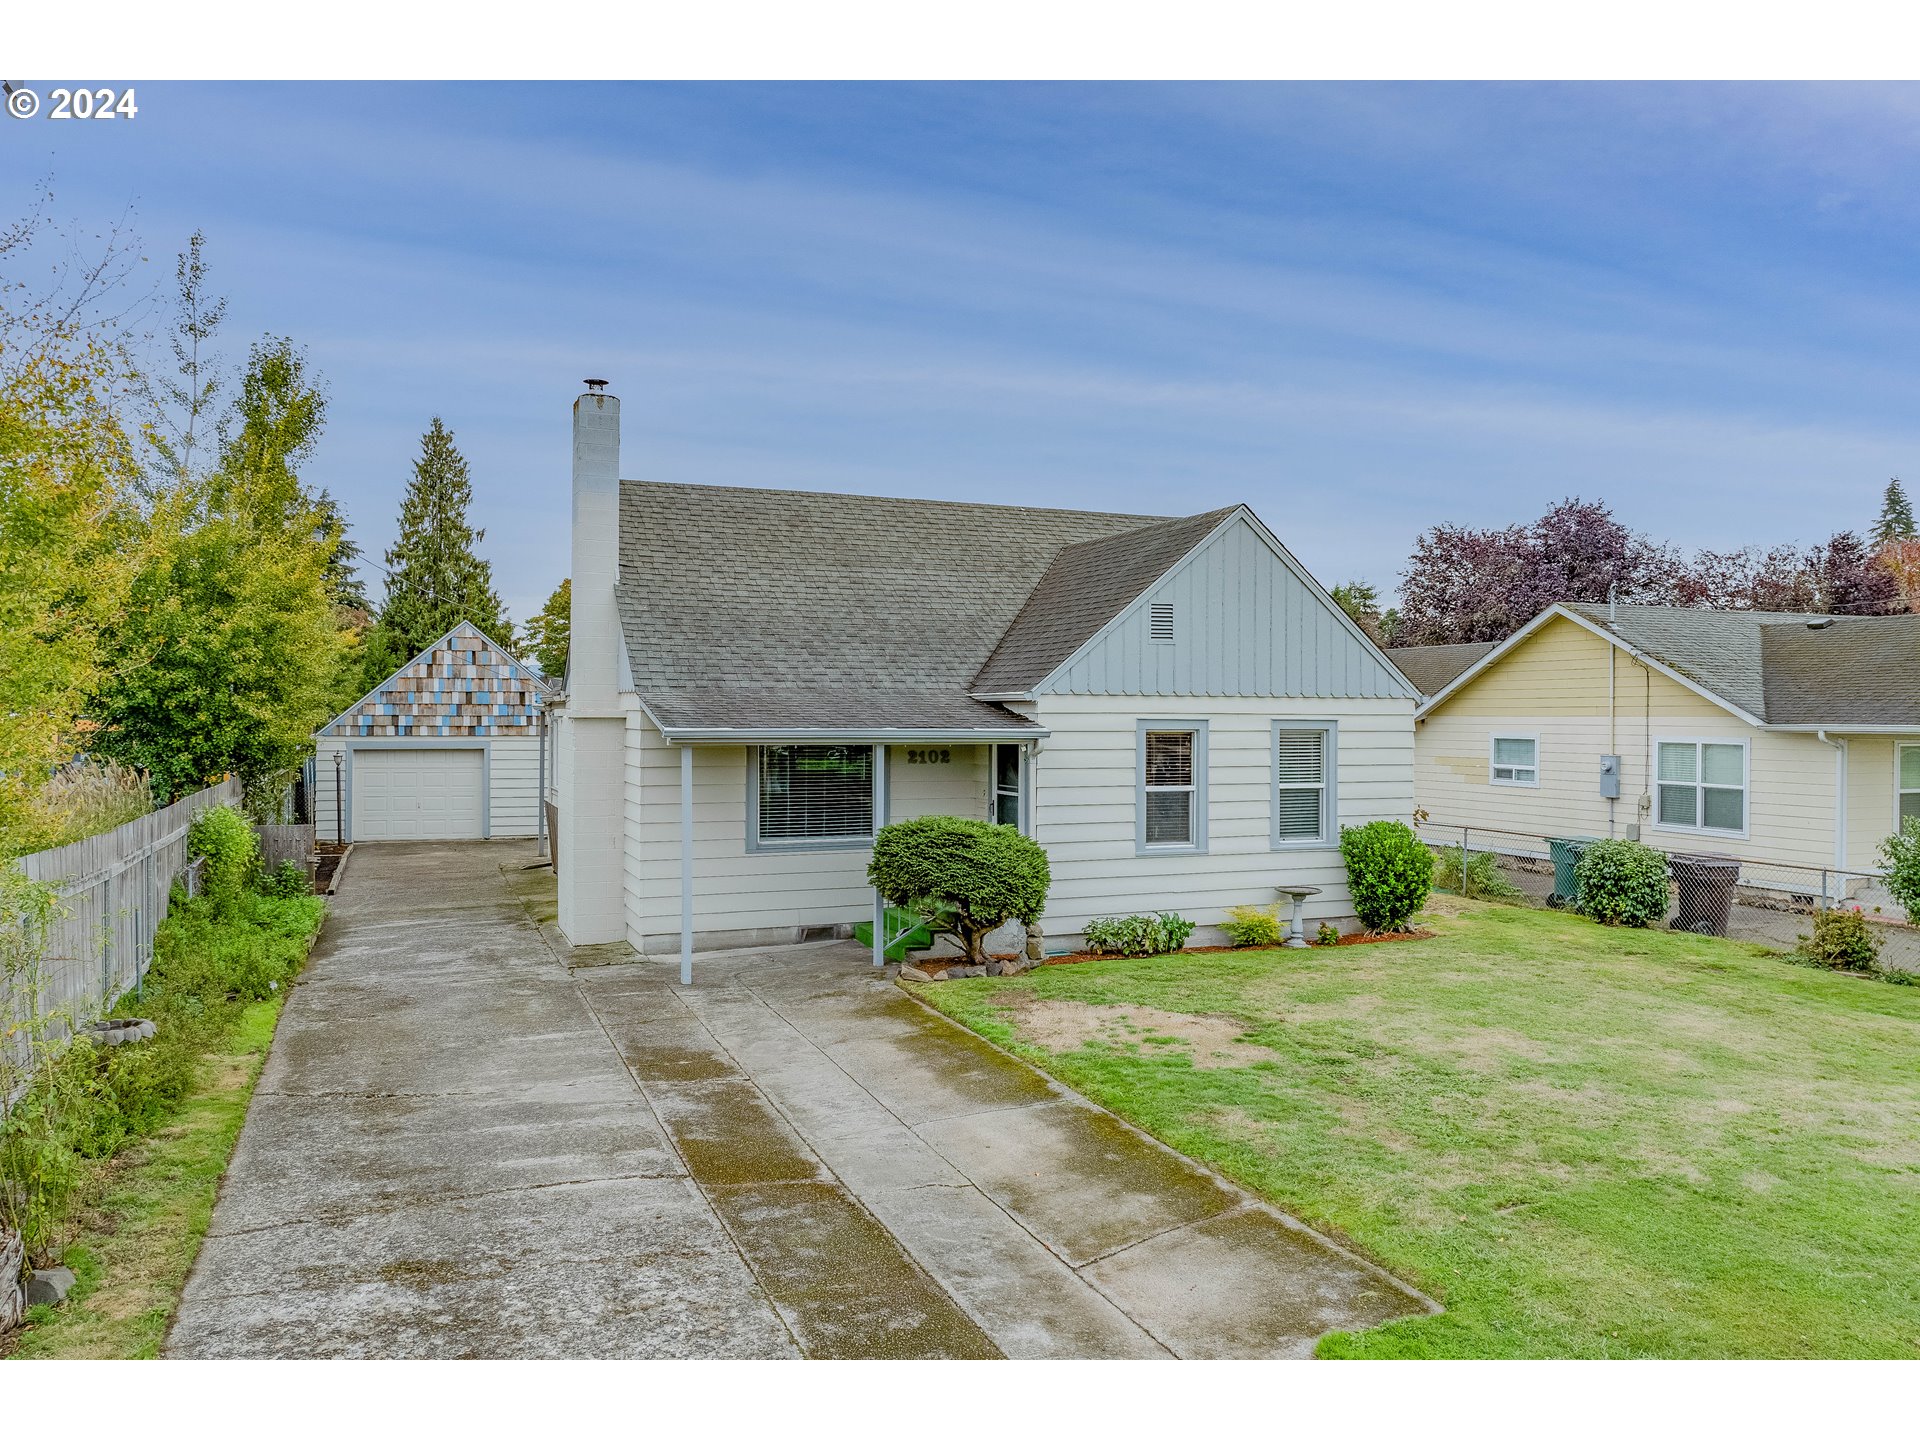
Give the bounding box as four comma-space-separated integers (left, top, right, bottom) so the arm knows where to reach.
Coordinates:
10, 81, 1920, 625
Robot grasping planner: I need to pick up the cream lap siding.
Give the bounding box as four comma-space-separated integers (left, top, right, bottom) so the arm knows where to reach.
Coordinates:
1412, 614, 1844, 874
622, 716, 993, 952
485, 737, 542, 837
1040, 516, 1413, 701
1844, 736, 1902, 874
1029, 694, 1415, 937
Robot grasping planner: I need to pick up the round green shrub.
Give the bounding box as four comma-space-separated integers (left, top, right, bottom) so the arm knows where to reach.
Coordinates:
1574, 839, 1669, 927
868, 816, 1050, 964
1339, 821, 1434, 933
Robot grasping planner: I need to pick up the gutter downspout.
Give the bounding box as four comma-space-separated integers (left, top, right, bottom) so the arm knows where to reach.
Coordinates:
1817, 730, 1848, 896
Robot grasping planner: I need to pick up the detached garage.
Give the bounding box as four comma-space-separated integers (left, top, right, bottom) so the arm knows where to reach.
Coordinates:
313, 622, 550, 843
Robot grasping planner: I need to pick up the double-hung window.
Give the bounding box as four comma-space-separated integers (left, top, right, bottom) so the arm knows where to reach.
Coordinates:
1655, 740, 1747, 835
1490, 735, 1538, 787
1137, 722, 1207, 852
1900, 745, 1920, 828
1272, 722, 1335, 845
753, 744, 876, 848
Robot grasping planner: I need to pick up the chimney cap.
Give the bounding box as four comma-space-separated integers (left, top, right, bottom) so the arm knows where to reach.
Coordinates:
583, 378, 609, 393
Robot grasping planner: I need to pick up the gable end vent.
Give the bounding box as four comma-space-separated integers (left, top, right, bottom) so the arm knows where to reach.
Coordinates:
1149, 602, 1176, 643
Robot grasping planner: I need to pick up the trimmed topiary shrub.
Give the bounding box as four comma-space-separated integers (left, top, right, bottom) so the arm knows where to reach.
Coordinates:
1878, 819, 1920, 924
1339, 821, 1434, 933
1221, 904, 1286, 948
869, 816, 1049, 965
1081, 912, 1195, 957
1574, 838, 1669, 927
1796, 908, 1883, 972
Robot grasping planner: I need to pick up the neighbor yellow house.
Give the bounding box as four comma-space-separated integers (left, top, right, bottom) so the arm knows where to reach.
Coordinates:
1394, 604, 1920, 887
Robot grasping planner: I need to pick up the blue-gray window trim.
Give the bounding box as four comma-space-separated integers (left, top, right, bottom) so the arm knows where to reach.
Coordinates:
1135, 719, 1209, 856
338, 739, 492, 843
746, 743, 886, 854
1271, 719, 1338, 849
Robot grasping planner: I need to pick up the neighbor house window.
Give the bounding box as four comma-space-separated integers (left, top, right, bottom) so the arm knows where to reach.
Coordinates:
1901, 745, 1920, 827
1656, 740, 1747, 834
1137, 722, 1207, 852
1272, 722, 1334, 845
992, 744, 1022, 828
755, 744, 875, 846
1490, 734, 1539, 787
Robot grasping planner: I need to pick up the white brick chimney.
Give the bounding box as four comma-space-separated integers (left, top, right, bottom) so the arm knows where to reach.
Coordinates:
556, 379, 627, 947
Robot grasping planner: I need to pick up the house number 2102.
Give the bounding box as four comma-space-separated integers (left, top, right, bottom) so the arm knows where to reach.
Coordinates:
905, 748, 951, 764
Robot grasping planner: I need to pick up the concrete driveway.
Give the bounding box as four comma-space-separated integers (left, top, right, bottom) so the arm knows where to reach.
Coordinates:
168, 842, 1430, 1359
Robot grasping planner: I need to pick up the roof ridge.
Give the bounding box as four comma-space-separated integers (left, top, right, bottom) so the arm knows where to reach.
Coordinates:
618, 476, 1170, 526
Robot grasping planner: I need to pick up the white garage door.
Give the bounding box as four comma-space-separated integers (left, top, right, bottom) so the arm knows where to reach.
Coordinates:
352, 748, 485, 841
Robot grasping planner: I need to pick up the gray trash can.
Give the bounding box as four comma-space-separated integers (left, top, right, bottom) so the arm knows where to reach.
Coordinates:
1668, 853, 1740, 936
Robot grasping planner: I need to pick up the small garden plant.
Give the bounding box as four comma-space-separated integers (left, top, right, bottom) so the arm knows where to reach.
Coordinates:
1315, 922, 1340, 946
1221, 904, 1285, 948
868, 816, 1049, 966
1339, 820, 1433, 933
257, 859, 311, 899
1795, 908, 1882, 972
1082, 912, 1195, 957
1574, 838, 1669, 927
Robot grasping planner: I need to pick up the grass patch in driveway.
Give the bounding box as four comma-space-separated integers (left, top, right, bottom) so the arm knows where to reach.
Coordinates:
917, 897, 1920, 1358
5, 997, 283, 1359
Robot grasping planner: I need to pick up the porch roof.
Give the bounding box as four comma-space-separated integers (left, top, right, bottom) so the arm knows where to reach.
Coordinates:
644, 682, 1044, 740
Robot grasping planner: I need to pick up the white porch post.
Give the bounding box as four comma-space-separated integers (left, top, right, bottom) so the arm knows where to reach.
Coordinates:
680, 741, 694, 986
872, 742, 889, 967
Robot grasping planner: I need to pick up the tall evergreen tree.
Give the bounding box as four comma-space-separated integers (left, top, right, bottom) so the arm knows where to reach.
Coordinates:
362, 418, 511, 684
1874, 478, 1916, 545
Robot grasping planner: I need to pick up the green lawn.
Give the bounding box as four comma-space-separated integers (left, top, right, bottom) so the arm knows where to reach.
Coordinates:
918, 897, 1920, 1358
5, 998, 283, 1360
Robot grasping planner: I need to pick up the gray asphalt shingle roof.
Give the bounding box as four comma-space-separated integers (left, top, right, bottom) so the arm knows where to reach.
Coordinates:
1556, 604, 1920, 726
614, 481, 1208, 733
971, 507, 1239, 693
1385, 641, 1497, 698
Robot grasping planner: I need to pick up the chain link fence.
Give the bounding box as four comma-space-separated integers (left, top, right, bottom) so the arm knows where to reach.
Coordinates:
1420, 821, 1920, 973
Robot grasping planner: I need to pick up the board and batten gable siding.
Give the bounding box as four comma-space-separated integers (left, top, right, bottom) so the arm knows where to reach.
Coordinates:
312, 735, 543, 842
1412, 612, 1845, 873
620, 709, 993, 952
1028, 693, 1413, 935
1037, 514, 1412, 701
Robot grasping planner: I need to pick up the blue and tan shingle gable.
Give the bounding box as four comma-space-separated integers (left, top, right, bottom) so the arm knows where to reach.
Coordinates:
320, 622, 549, 739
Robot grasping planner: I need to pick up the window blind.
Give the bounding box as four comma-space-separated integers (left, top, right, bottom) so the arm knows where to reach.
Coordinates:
1143, 730, 1195, 845
1274, 727, 1326, 840
758, 745, 874, 842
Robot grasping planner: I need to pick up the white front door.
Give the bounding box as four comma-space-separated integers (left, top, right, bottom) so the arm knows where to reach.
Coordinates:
352, 748, 485, 841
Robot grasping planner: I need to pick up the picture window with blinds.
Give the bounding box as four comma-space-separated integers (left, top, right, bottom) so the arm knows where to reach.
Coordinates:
1272, 723, 1334, 845
754, 744, 875, 846
1148, 602, 1176, 643
1137, 723, 1207, 852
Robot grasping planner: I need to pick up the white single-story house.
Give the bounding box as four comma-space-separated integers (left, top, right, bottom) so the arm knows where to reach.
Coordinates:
547, 381, 1422, 971
1395, 601, 1920, 883
313, 622, 550, 843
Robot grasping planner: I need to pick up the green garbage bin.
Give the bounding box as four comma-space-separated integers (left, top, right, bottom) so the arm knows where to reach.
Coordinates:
1548, 836, 1600, 909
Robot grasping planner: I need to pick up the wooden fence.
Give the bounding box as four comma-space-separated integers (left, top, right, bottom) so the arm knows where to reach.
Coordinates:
5, 779, 245, 1076
258, 823, 316, 871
